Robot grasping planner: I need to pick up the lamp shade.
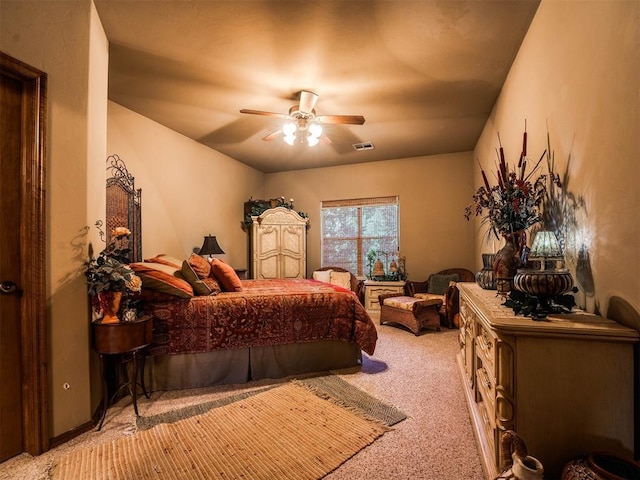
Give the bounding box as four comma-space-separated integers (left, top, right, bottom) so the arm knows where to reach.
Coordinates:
530, 231, 562, 259
199, 235, 224, 256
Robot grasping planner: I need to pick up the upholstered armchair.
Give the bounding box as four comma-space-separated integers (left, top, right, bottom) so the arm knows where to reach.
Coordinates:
312, 266, 364, 303
406, 268, 475, 328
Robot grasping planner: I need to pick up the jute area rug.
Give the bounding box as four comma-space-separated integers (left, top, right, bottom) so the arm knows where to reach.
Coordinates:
53, 376, 406, 480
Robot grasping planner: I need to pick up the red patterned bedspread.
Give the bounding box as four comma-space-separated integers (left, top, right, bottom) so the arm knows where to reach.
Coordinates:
145, 279, 377, 356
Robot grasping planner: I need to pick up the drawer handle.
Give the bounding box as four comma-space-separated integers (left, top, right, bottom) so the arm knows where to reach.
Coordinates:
482, 368, 492, 390
480, 404, 491, 428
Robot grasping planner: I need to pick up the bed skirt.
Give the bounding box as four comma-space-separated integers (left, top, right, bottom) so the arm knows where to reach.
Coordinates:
147, 340, 362, 391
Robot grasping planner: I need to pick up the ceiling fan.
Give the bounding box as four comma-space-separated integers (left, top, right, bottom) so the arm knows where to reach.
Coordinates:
240, 90, 365, 146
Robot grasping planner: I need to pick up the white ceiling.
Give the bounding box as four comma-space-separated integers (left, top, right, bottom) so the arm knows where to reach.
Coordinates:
94, 0, 540, 173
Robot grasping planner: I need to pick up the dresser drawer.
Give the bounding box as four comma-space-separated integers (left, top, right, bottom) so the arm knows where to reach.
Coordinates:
475, 321, 496, 371
476, 365, 496, 425
477, 397, 497, 461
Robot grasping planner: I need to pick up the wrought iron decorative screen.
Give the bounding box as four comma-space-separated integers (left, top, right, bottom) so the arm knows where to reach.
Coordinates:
106, 154, 142, 262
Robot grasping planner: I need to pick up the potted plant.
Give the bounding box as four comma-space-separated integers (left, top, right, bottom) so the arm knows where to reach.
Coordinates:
86, 227, 142, 323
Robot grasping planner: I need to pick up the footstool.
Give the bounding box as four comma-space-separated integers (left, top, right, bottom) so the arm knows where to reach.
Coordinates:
378, 294, 443, 335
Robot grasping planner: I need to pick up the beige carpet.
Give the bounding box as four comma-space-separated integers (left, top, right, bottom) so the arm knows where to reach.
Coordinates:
53, 383, 390, 480
1, 321, 486, 480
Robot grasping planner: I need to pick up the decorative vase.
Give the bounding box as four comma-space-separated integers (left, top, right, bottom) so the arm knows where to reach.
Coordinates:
493, 231, 527, 295
513, 269, 574, 299
476, 253, 497, 290
561, 452, 640, 480
496, 430, 544, 480
97, 291, 123, 323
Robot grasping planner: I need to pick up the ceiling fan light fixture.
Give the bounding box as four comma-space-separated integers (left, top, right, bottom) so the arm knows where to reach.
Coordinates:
283, 121, 297, 136
240, 91, 364, 147
308, 122, 322, 137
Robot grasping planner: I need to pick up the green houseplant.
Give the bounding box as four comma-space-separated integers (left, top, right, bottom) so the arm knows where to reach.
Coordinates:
86, 227, 142, 322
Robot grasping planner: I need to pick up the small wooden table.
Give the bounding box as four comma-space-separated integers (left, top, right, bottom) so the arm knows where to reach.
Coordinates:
92, 315, 153, 430
234, 268, 248, 280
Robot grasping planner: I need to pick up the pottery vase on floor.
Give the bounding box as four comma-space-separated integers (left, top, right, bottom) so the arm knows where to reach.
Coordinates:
496, 430, 544, 480
98, 291, 123, 323
493, 231, 527, 295
476, 253, 497, 290
561, 452, 640, 480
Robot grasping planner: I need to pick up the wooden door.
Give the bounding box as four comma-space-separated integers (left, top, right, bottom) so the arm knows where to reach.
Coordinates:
0, 57, 24, 462
0, 52, 48, 460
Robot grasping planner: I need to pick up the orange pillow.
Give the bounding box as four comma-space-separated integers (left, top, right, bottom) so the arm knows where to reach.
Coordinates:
130, 262, 193, 298
144, 254, 183, 269
187, 253, 211, 279
202, 276, 222, 294
210, 258, 243, 292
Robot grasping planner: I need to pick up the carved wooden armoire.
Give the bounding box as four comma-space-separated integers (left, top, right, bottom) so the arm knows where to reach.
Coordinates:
250, 206, 308, 280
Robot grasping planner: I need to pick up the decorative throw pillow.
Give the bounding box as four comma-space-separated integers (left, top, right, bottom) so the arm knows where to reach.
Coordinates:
312, 270, 332, 283
427, 273, 460, 295
144, 254, 183, 269
210, 258, 243, 292
187, 253, 211, 279
202, 276, 222, 295
181, 260, 217, 296
130, 262, 193, 298
329, 271, 352, 290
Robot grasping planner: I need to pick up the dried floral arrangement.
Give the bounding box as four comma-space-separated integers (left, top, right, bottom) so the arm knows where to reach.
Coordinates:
465, 124, 562, 239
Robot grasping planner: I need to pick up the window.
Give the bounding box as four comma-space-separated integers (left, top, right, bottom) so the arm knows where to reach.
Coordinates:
321, 196, 399, 276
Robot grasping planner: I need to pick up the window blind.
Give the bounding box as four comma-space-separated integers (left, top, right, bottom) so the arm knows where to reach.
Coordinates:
321, 196, 399, 276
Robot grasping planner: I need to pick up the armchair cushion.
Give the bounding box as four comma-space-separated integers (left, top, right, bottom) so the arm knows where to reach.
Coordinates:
427, 273, 460, 295
312, 269, 332, 283
408, 268, 475, 329
314, 266, 363, 301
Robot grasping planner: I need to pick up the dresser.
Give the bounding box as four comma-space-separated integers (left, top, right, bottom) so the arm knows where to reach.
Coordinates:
363, 280, 406, 311
251, 206, 308, 280
456, 283, 638, 479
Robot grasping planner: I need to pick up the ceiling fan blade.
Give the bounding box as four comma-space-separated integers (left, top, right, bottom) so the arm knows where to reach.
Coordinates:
262, 129, 283, 141
240, 109, 289, 119
298, 91, 319, 114
317, 114, 365, 125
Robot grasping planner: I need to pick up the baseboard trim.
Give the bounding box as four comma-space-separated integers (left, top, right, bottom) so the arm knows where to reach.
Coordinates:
49, 417, 96, 450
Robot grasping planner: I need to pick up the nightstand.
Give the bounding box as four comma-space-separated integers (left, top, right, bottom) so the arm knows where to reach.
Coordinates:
92, 315, 153, 430
234, 268, 248, 279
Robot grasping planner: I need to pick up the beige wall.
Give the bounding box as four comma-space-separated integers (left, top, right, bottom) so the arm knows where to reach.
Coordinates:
107, 102, 265, 268
1, 0, 108, 436
472, 0, 639, 316
264, 152, 475, 281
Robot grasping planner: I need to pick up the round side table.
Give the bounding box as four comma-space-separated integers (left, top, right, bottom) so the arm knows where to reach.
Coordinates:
92, 315, 153, 430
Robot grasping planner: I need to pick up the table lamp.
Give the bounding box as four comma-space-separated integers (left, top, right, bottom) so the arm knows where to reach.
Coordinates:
513, 231, 574, 311
199, 235, 224, 260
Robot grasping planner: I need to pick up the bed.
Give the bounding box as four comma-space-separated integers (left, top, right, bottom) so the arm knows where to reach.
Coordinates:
133, 257, 378, 390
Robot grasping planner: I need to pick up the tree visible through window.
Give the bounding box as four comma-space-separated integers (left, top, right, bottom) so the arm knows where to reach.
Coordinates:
321, 196, 399, 276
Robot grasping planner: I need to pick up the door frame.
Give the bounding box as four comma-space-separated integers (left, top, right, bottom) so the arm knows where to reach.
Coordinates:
1, 52, 49, 455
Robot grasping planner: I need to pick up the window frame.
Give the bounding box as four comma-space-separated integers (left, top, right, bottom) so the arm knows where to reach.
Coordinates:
320, 196, 400, 277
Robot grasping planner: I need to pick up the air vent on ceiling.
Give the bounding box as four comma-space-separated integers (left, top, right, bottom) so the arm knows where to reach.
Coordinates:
352, 141, 375, 151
